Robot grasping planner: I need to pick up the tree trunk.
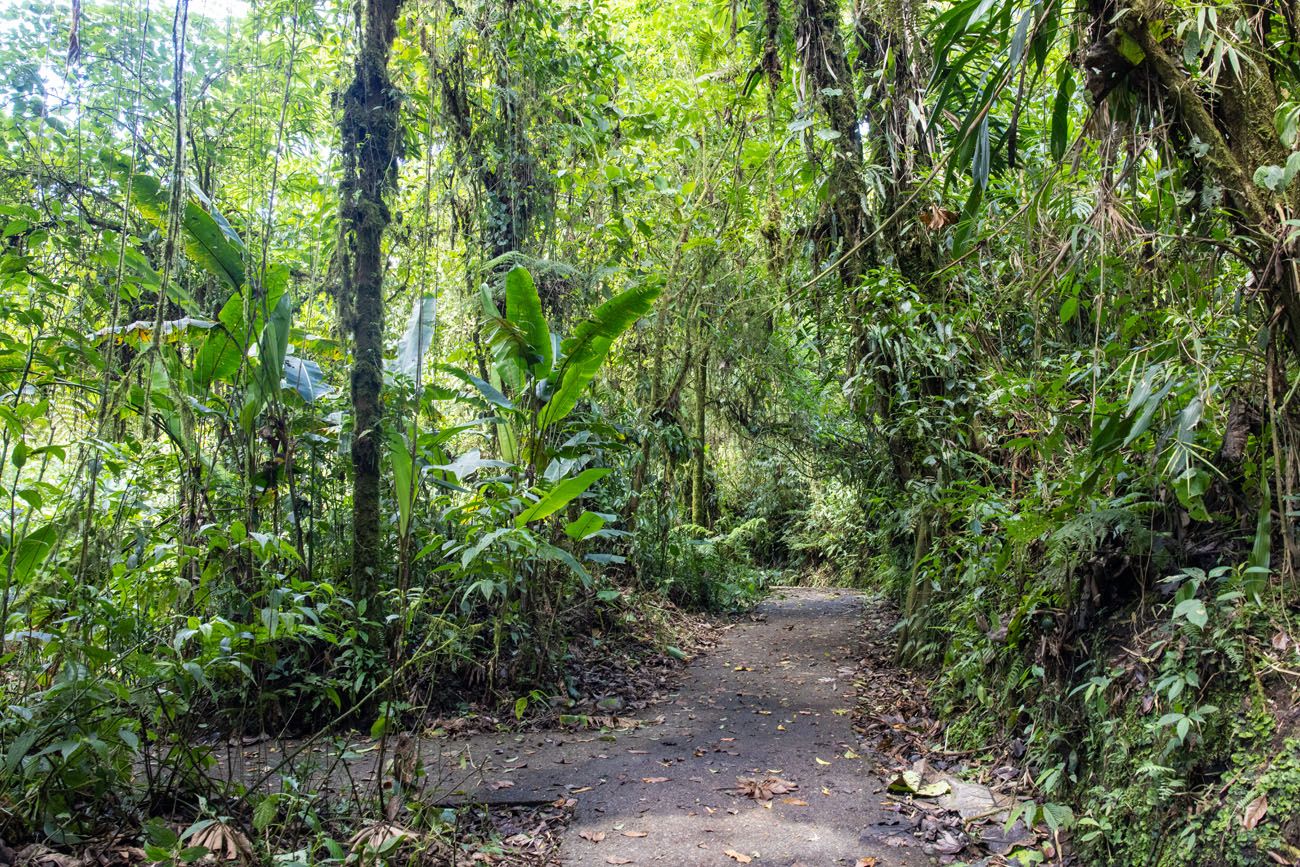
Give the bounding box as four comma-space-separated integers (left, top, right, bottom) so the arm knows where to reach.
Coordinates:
691, 345, 708, 527
339, 0, 403, 603
797, 0, 874, 283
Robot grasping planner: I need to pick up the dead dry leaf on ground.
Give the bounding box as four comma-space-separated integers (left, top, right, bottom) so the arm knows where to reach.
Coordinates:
1244, 794, 1269, 829
724, 850, 752, 863
579, 831, 606, 843
887, 770, 949, 798
735, 776, 797, 801
349, 822, 417, 856
14, 846, 76, 867
606, 857, 633, 865
190, 820, 255, 864
641, 776, 669, 784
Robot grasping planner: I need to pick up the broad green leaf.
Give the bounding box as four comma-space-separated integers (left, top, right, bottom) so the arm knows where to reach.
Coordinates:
564, 511, 606, 540
436, 363, 514, 409
515, 468, 611, 526
537, 541, 591, 586
283, 355, 330, 402
126, 172, 247, 290
5, 523, 57, 588
1173, 598, 1208, 629
388, 430, 415, 537
540, 282, 661, 428
505, 267, 552, 374
1050, 67, 1073, 161
240, 293, 293, 431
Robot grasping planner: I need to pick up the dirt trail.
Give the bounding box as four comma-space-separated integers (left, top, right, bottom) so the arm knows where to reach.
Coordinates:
217, 588, 932, 865
550, 586, 927, 866
410, 588, 929, 865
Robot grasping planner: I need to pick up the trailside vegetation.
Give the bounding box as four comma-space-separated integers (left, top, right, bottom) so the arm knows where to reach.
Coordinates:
0, 0, 1299, 862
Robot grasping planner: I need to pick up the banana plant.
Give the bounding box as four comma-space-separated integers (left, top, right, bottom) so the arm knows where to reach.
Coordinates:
470, 265, 660, 529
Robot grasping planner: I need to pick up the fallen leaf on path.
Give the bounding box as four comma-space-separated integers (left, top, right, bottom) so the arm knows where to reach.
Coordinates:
815, 757, 831, 766
782, 798, 809, 806
887, 770, 950, 798
487, 780, 515, 790
724, 850, 752, 863
855, 859, 878, 867
580, 831, 606, 843
642, 777, 669, 784
735, 776, 797, 801
623, 831, 648, 838
606, 858, 634, 865
1244, 794, 1269, 829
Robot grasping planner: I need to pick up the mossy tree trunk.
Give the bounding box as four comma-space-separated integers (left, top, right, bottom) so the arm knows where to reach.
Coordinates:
339, 0, 403, 604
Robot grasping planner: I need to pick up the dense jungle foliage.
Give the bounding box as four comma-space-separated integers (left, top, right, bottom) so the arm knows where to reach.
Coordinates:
1, 0, 1300, 861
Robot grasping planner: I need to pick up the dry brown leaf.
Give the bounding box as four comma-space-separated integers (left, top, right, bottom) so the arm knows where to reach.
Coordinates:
855, 859, 878, 867
606, 858, 634, 865
190, 820, 255, 864
735, 776, 798, 801
349, 822, 417, 855
724, 850, 753, 864
919, 205, 959, 230
579, 831, 606, 843
14, 846, 76, 867
782, 798, 809, 806
487, 779, 515, 790
641, 777, 669, 784
1244, 794, 1269, 829
622, 831, 648, 838
1273, 631, 1291, 651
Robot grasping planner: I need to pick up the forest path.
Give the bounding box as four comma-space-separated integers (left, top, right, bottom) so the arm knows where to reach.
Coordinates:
394, 588, 929, 865
548, 586, 929, 866
215, 589, 932, 864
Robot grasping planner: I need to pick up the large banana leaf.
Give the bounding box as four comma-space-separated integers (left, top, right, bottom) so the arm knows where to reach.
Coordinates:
283, 355, 330, 402
393, 294, 437, 380
194, 266, 288, 389
127, 172, 247, 290
479, 287, 527, 392
540, 282, 660, 428
515, 467, 611, 526
239, 293, 292, 431
504, 266, 552, 375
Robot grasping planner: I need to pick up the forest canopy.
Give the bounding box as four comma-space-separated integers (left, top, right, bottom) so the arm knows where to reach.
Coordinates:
1, 0, 1299, 862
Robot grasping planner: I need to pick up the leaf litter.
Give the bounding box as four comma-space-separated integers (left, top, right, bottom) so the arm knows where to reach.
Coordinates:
853, 598, 1073, 865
